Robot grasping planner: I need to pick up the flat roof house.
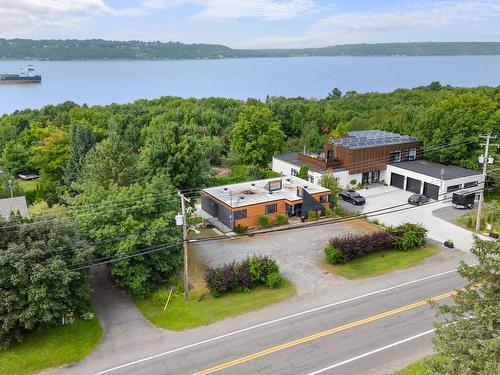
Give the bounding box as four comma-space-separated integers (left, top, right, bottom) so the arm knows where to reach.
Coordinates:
273, 130, 423, 187
201, 176, 331, 230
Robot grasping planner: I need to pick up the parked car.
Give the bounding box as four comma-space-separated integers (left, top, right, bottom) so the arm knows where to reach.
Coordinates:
340, 190, 366, 205
408, 194, 429, 206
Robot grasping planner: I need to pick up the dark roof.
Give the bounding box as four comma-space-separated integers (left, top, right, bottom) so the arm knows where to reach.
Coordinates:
390, 160, 482, 180
333, 130, 419, 150
273, 152, 346, 173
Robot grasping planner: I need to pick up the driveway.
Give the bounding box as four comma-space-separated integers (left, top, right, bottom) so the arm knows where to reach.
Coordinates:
346, 186, 481, 251
190, 219, 376, 295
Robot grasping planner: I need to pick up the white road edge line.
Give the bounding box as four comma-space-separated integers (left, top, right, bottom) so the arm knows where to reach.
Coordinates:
92, 268, 458, 375
305, 329, 436, 375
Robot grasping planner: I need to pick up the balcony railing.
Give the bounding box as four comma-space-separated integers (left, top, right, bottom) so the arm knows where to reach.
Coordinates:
298, 151, 341, 169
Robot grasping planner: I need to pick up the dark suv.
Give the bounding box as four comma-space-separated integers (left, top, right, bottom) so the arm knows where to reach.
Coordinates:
408, 194, 429, 206
340, 190, 366, 205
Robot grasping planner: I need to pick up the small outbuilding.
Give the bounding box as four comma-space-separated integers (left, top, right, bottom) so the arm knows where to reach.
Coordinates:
386, 160, 482, 200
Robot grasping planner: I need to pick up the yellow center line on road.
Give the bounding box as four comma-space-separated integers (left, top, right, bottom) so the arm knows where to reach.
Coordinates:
192, 290, 456, 375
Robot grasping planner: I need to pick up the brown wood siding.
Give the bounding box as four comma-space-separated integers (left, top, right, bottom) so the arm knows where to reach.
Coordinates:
334, 141, 423, 174
201, 191, 330, 228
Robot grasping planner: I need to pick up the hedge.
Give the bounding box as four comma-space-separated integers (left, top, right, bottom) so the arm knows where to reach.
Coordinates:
327, 223, 427, 264
204, 256, 282, 297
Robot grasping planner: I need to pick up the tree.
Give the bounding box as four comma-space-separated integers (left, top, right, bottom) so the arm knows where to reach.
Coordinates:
29, 127, 69, 184
63, 123, 96, 185
0, 217, 94, 348
320, 171, 342, 207
69, 175, 182, 296
230, 106, 285, 168
141, 117, 208, 189
430, 236, 499, 374
298, 165, 309, 180
417, 93, 499, 169
81, 132, 141, 189
327, 88, 342, 99
1, 140, 34, 175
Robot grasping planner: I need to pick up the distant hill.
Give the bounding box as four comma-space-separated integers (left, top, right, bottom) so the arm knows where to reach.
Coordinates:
1, 39, 499, 60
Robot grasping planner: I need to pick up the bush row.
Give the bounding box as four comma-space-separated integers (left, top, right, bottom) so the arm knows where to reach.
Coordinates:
258, 213, 288, 228
326, 223, 427, 264
204, 255, 282, 297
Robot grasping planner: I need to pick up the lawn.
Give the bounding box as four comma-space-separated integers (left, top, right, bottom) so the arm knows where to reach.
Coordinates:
391, 358, 430, 375
0, 316, 102, 375
326, 246, 438, 279
132, 281, 296, 330
17, 179, 38, 192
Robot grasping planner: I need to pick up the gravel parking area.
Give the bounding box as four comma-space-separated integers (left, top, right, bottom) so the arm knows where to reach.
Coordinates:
190, 220, 375, 295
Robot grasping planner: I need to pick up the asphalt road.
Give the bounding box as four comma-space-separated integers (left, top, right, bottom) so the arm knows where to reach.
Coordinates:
90, 270, 465, 375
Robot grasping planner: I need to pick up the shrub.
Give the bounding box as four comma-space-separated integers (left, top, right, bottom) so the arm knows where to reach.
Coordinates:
330, 230, 393, 262
205, 256, 281, 297
307, 210, 316, 221
275, 213, 288, 225
235, 224, 248, 234
259, 215, 271, 228
81, 312, 96, 321
334, 205, 355, 217
392, 223, 427, 251
349, 179, 357, 186
324, 244, 342, 264
466, 216, 474, 228
265, 272, 282, 288
325, 207, 332, 217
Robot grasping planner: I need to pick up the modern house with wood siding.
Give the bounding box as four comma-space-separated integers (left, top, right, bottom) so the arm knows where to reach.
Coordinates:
201, 176, 331, 230
273, 130, 423, 187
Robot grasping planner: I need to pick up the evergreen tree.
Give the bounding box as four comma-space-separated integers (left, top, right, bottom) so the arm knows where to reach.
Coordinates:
430, 236, 499, 374
63, 123, 95, 185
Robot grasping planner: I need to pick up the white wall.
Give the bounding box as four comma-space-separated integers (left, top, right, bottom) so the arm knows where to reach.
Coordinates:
386, 164, 482, 199
272, 157, 323, 185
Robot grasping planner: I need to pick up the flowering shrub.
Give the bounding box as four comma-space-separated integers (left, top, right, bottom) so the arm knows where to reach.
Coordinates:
205, 255, 281, 297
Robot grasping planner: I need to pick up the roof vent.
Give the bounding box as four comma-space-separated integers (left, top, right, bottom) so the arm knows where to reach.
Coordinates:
286, 178, 291, 182
304, 185, 308, 189
239, 196, 245, 199
251, 183, 255, 186
223, 187, 228, 191
269, 191, 273, 195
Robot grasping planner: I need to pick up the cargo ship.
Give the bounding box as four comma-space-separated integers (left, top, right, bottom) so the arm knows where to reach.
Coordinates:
0, 65, 41, 84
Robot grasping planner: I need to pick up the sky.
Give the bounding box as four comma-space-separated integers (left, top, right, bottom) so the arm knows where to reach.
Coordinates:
1, 0, 499, 48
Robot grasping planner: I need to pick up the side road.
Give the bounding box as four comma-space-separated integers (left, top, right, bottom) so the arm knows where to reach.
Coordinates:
43, 223, 476, 375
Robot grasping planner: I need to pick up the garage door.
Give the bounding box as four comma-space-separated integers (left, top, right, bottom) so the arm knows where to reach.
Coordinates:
406, 177, 421, 194
423, 182, 439, 200
390, 173, 405, 189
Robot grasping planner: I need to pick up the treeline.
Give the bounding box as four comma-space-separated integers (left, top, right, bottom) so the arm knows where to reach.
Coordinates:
1, 39, 500, 60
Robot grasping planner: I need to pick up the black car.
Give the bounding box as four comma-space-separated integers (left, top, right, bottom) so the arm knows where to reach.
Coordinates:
408, 194, 429, 206
340, 190, 366, 205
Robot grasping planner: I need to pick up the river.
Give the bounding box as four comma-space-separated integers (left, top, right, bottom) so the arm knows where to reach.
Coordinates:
1, 56, 499, 114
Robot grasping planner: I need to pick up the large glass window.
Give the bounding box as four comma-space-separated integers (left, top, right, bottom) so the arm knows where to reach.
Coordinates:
291, 168, 298, 176
464, 181, 478, 188
308, 175, 314, 183
389, 150, 401, 163
320, 194, 330, 203
407, 148, 417, 160
265, 204, 277, 214
447, 184, 461, 192
234, 209, 247, 220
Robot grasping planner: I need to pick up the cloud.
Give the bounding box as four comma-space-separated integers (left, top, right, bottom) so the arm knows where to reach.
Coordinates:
0, 0, 112, 36
247, 0, 500, 48
191, 0, 316, 21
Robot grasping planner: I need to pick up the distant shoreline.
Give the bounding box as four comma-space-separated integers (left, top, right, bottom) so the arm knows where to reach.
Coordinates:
1, 40, 499, 61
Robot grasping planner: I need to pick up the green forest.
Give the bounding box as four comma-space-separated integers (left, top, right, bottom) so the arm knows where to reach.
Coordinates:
1, 39, 500, 60
1, 83, 499, 348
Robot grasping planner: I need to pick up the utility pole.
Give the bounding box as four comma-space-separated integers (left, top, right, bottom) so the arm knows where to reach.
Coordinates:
7, 179, 13, 198
476, 134, 497, 231
177, 191, 189, 301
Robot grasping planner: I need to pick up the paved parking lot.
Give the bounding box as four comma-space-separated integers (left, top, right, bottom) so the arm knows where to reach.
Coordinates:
342, 185, 481, 251
190, 220, 375, 295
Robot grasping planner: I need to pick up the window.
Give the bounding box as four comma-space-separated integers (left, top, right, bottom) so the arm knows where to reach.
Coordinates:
320, 194, 330, 203
234, 209, 247, 220
308, 175, 314, 183
464, 181, 478, 188
447, 184, 461, 193
269, 180, 282, 191
291, 168, 298, 176
389, 150, 401, 163
265, 204, 277, 214
407, 148, 417, 160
